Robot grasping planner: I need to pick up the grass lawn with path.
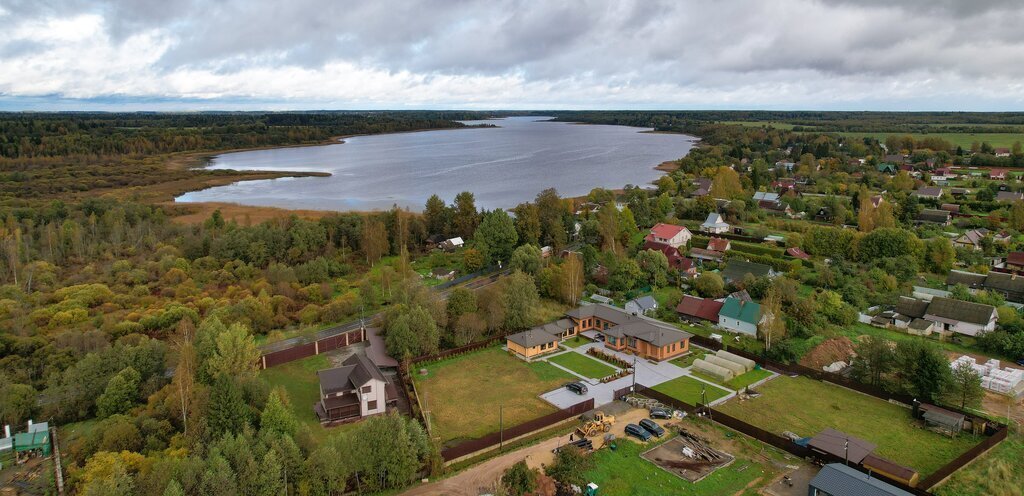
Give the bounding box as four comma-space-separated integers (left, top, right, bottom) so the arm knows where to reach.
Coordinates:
547, 351, 616, 379
561, 335, 591, 348
414, 346, 575, 444
716, 375, 982, 476
651, 375, 731, 405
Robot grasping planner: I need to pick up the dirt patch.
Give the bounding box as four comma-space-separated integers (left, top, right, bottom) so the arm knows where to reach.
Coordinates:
166, 201, 336, 225
654, 160, 680, 172
799, 337, 855, 370
641, 433, 734, 483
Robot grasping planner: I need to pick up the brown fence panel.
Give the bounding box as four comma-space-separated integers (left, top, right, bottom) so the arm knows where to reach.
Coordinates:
440, 398, 594, 461
262, 342, 317, 368
919, 425, 1008, 490
317, 329, 361, 354
413, 337, 502, 365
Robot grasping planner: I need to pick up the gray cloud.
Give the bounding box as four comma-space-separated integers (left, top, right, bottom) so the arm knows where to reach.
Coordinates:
1, 0, 1024, 108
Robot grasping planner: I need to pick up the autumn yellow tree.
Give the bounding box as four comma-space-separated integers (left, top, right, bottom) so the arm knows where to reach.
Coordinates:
710, 166, 743, 199
858, 188, 876, 232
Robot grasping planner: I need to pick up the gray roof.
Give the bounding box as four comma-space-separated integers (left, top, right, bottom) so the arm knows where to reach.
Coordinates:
946, 270, 986, 289
506, 329, 560, 348
913, 186, 942, 197
984, 271, 1024, 294
565, 303, 692, 347
721, 260, 773, 283
318, 354, 387, 395
996, 191, 1023, 201
629, 295, 658, 311
810, 463, 914, 496
808, 428, 876, 464
909, 318, 933, 331
924, 296, 996, 325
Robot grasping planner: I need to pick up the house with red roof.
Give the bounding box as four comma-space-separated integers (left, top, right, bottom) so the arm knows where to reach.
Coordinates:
644, 223, 692, 249
989, 168, 1008, 180
642, 240, 696, 275
675, 295, 724, 324
707, 237, 731, 252
786, 247, 810, 260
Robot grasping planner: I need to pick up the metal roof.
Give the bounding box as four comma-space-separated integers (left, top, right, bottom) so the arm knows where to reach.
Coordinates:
810, 463, 914, 496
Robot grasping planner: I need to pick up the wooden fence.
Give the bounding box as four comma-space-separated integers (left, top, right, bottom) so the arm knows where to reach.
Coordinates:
259, 328, 364, 369
439, 398, 595, 462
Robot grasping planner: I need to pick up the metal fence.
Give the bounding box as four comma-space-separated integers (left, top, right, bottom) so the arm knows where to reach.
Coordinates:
259, 328, 364, 369
439, 398, 595, 462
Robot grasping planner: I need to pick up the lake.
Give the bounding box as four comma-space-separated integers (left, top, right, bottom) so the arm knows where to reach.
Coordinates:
175, 116, 696, 211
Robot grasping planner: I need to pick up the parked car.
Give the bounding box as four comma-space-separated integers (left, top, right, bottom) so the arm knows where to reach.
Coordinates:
638, 419, 665, 437
649, 407, 672, 419
564, 382, 588, 395
1017, 358, 1024, 367
625, 423, 651, 441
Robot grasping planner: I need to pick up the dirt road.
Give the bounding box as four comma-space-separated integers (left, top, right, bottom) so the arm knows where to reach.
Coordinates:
402, 408, 662, 496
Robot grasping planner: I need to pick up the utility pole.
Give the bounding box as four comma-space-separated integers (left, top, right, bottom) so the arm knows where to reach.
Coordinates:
631, 355, 637, 393
844, 438, 849, 466
499, 404, 504, 450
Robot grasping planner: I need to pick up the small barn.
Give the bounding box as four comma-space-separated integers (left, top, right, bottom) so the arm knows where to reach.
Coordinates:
808, 428, 876, 465
918, 404, 965, 436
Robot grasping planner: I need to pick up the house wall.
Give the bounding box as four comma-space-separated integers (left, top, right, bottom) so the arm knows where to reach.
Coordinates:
506, 339, 559, 358
360, 378, 387, 417
719, 316, 757, 336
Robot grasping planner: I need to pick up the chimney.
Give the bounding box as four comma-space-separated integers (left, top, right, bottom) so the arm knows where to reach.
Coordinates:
3, 425, 9, 438
27, 419, 32, 429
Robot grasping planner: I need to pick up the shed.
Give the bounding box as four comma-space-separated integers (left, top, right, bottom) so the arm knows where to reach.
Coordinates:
919, 404, 965, 435
808, 428, 876, 464
861, 453, 920, 488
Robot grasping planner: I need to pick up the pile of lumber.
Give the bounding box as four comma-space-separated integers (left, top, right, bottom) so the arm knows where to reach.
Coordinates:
677, 429, 725, 463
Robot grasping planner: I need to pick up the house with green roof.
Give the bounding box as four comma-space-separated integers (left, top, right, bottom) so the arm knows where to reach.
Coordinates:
717, 297, 763, 336
877, 163, 898, 174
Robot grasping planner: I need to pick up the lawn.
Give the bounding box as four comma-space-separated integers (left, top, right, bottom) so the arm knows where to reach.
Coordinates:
547, 351, 616, 379
727, 368, 773, 390
583, 419, 789, 496
413, 346, 575, 444
260, 352, 333, 434
561, 335, 591, 348
935, 434, 1023, 496
670, 351, 705, 369
716, 376, 981, 475
651, 375, 731, 405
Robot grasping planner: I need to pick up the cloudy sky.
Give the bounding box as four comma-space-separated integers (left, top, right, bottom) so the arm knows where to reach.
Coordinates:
2, 0, 1024, 111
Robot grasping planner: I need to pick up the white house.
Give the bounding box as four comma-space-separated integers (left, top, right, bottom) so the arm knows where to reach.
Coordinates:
702, 213, 730, 234
922, 297, 998, 337
644, 223, 692, 249
441, 237, 464, 251
625, 295, 659, 316
717, 297, 762, 336
315, 354, 392, 422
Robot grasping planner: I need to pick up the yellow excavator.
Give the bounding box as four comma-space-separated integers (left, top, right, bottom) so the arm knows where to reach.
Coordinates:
576, 411, 616, 437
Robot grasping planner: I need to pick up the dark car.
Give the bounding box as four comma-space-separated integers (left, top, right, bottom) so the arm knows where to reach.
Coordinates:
625, 423, 651, 441
564, 382, 588, 395
649, 406, 672, 419
638, 418, 665, 438
1017, 358, 1024, 367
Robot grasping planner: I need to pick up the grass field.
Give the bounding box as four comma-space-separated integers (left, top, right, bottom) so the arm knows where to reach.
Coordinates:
583, 419, 789, 496
839, 131, 1024, 149
651, 376, 731, 405
413, 346, 575, 444
260, 352, 332, 434
935, 434, 1023, 496
547, 351, 616, 379
561, 335, 591, 348
716, 376, 981, 475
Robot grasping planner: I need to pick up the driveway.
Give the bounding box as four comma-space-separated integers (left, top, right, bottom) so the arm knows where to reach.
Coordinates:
539, 338, 715, 409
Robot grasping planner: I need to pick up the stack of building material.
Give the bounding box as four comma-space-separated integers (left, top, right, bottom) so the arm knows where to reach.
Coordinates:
704, 355, 746, 376
951, 355, 1024, 394
693, 358, 734, 382
715, 350, 755, 372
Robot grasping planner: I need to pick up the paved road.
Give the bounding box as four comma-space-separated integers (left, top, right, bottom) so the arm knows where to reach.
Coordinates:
261, 270, 509, 354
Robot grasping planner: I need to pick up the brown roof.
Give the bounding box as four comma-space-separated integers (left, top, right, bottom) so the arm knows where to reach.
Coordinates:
707, 237, 731, 252
1007, 252, 1024, 267
808, 428, 876, 464
675, 295, 724, 323
643, 240, 693, 271
786, 247, 810, 260
649, 223, 688, 240
862, 453, 918, 482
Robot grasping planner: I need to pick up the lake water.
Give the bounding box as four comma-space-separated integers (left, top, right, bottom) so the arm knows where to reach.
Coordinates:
175, 116, 697, 211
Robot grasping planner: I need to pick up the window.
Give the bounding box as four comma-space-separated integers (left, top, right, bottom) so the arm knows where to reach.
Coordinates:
628, 337, 638, 348
362, 385, 372, 393
367, 400, 378, 411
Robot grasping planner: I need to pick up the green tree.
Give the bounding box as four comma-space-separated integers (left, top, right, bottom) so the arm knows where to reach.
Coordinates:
1008, 201, 1024, 231
694, 272, 725, 298
0, 382, 37, 426
207, 375, 249, 438
206, 323, 260, 381
856, 228, 924, 262
636, 249, 670, 288
453, 191, 479, 239
461, 248, 484, 272
509, 244, 543, 275
894, 340, 952, 402
474, 210, 518, 265
503, 271, 539, 331
260, 389, 298, 437
944, 362, 984, 410
163, 480, 185, 496
96, 366, 141, 418
609, 258, 643, 292
445, 287, 477, 325
850, 335, 895, 388
925, 238, 956, 273
502, 461, 538, 496
424, 194, 449, 236
361, 218, 390, 266
545, 446, 593, 488
512, 202, 542, 246
351, 413, 429, 491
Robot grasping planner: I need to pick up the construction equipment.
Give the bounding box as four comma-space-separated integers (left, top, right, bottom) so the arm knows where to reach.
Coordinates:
576, 411, 616, 437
